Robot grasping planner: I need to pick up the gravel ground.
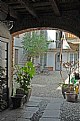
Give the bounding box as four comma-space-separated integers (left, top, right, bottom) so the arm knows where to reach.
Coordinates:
60, 98, 80, 121
31, 71, 68, 98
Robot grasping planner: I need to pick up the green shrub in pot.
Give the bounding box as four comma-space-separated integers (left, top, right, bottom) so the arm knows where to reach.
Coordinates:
14, 61, 35, 94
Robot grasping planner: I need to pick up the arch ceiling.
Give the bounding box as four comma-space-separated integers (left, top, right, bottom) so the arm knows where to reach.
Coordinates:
1, 0, 80, 37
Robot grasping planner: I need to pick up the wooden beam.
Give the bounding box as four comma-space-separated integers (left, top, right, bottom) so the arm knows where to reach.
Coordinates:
17, 0, 37, 18
32, 2, 51, 7
9, 7, 18, 19
0, 1, 18, 20
0, 1, 8, 14
49, 0, 60, 16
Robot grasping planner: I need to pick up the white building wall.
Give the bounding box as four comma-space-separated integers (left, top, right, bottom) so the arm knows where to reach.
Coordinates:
47, 52, 55, 70
14, 37, 27, 65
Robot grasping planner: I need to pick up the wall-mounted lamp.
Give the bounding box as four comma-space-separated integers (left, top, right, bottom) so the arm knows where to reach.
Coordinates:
2, 20, 14, 30
0, 5, 15, 30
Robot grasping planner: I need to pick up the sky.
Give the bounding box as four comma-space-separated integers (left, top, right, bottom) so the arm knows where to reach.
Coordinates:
47, 30, 56, 41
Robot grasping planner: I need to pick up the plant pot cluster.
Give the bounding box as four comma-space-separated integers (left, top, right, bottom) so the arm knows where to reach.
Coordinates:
66, 92, 78, 102
62, 83, 79, 102
11, 61, 35, 109
62, 84, 70, 99
11, 94, 25, 108
11, 88, 32, 109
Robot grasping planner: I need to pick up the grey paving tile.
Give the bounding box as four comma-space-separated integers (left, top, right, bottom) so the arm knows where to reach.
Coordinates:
24, 106, 38, 112
0, 117, 6, 121
39, 117, 60, 121
45, 103, 61, 110
2, 117, 17, 121
25, 101, 39, 107
50, 98, 63, 103
20, 111, 35, 119
42, 110, 60, 118
17, 118, 30, 121
29, 96, 44, 101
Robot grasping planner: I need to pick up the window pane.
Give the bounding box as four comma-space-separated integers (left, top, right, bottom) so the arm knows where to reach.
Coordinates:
15, 49, 18, 65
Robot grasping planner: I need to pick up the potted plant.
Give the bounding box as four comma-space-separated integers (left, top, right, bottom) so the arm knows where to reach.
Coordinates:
62, 62, 78, 101
62, 83, 70, 99
11, 61, 35, 108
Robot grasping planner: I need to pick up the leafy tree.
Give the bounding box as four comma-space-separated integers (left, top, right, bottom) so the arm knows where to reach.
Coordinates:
22, 31, 48, 61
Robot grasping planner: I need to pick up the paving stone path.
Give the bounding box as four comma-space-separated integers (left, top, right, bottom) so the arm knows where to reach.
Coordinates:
0, 71, 80, 121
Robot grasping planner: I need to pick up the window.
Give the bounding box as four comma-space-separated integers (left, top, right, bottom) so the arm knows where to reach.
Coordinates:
23, 48, 26, 54
15, 49, 18, 65
70, 53, 73, 63
56, 40, 61, 48
57, 53, 60, 62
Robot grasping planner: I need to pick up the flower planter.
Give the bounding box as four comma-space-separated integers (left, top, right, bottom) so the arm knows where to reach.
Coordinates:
16, 88, 32, 102
11, 94, 26, 109
66, 92, 78, 102
62, 84, 70, 99
62, 84, 74, 99
26, 88, 32, 102
11, 88, 32, 109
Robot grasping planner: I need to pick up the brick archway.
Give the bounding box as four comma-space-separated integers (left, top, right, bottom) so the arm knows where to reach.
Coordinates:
11, 15, 80, 38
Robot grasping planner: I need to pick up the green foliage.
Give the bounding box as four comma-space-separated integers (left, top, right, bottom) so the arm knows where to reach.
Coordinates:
22, 31, 48, 58
14, 61, 35, 92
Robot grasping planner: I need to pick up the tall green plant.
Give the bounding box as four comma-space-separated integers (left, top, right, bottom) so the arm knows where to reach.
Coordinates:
14, 61, 35, 92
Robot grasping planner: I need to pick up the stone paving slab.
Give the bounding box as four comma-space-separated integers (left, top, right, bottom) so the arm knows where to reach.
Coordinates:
1, 117, 17, 121
30, 96, 50, 101
50, 98, 64, 103
23, 106, 39, 112
29, 97, 42, 103
39, 117, 60, 121
0, 102, 39, 121
20, 111, 35, 119
17, 118, 30, 121
0, 110, 36, 121
25, 101, 39, 107
45, 103, 61, 110
42, 109, 60, 118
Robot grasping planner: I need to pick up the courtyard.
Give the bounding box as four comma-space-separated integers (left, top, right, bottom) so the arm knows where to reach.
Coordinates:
0, 71, 80, 121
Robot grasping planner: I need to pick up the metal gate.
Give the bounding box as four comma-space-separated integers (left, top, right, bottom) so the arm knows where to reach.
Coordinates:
0, 39, 9, 111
